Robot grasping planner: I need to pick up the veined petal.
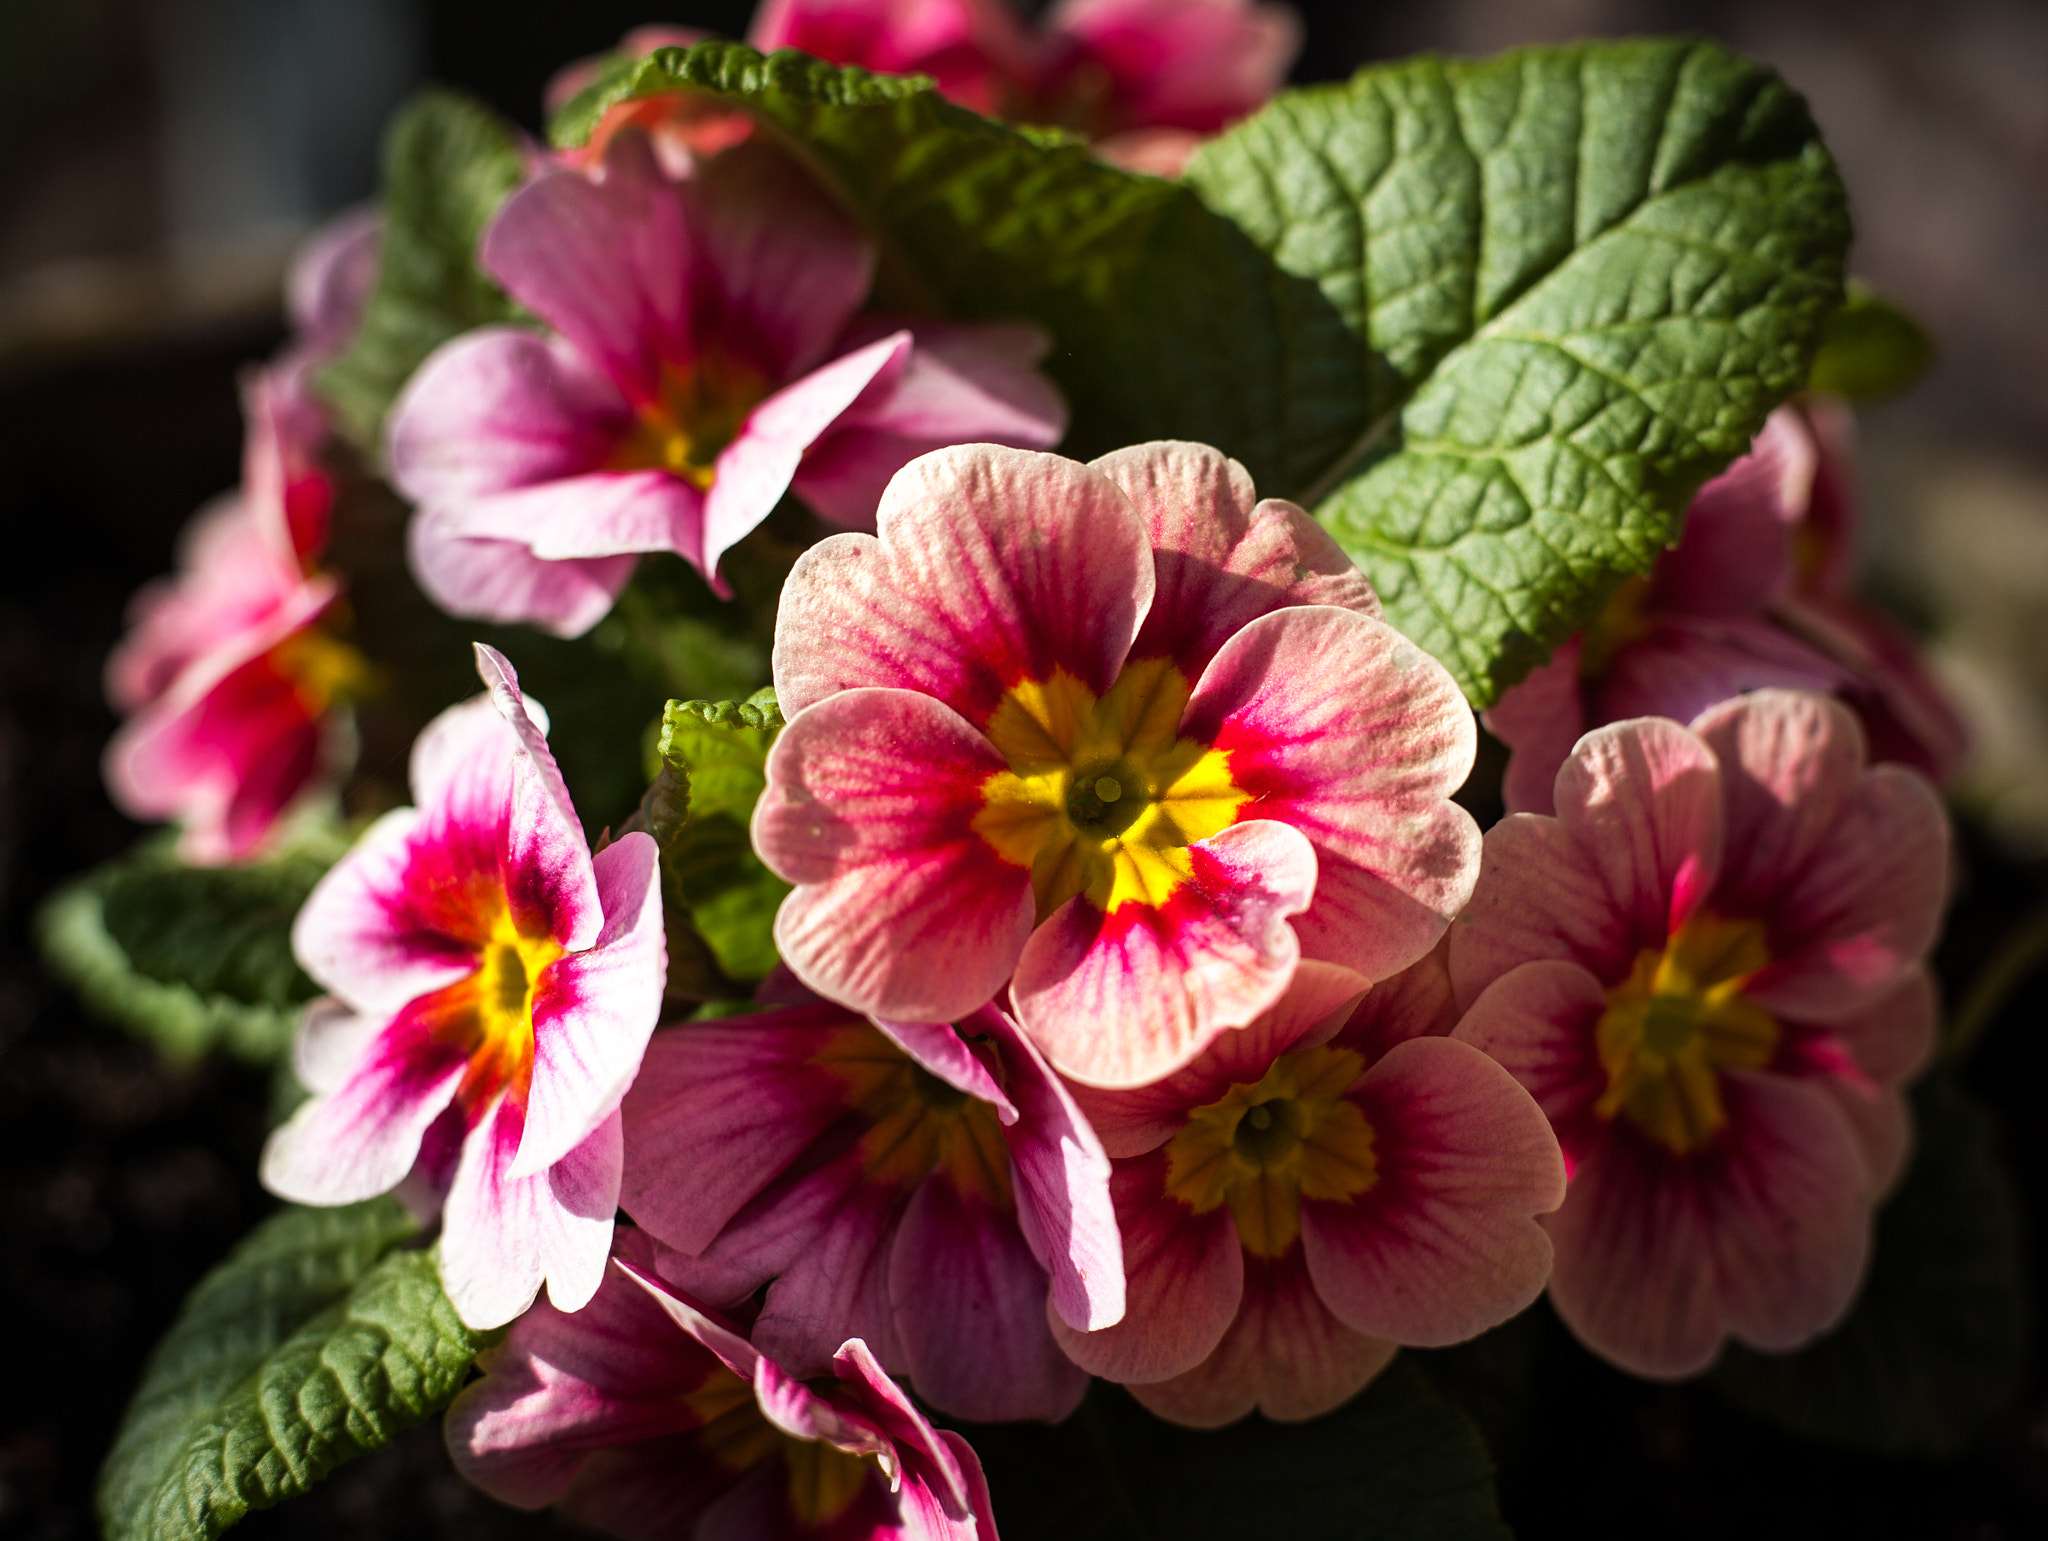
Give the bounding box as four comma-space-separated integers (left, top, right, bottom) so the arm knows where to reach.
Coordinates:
1013, 818, 1316, 1088
1482, 638, 1586, 818
1185, 605, 1479, 982
513, 832, 664, 1180
1094, 440, 1378, 677
1335, 937, 1457, 1063
772, 445, 1153, 725
1451, 959, 1613, 1171
872, 1013, 1015, 1119
890, 1173, 1087, 1422
1052, 1148, 1243, 1384
1594, 613, 1850, 729
1449, 814, 1640, 1009
1649, 405, 1813, 616
408, 508, 638, 639
757, 687, 1034, 1023
436, 471, 707, 564
1127, 1250, 1395, 1429
1301, 1036, 1563, 1347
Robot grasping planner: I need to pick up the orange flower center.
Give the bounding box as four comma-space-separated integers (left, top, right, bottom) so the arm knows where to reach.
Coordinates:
414, 905, 566, 1115
269, 627, 376, 715
1162, 1045, 1379, 1258
970, 658, 1248, 919
608, 352, 772, 490
1594, 910, 1781, 1153
815, 1026, 1013, 1206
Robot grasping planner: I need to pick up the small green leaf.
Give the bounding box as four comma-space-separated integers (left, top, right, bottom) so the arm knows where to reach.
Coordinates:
1186, 39, 1850, 704
1712, 1072, 2030, 1455
37, 837, 342, 1065
1807, 280, 1935, 400
97, 1199, 487, 1541
320, 88, 525, 450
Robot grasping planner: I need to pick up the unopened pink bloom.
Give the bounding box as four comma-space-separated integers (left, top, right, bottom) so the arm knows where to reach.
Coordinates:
1451, 690, 1947, 1377
1057, 955, 1563, 1426
618, 995, 1119, 1421
751, 0, 1299, 171
447, 1229, 997, 1540
755, 440, 1480, 1088
388, 128, 1065, 636
263, 645, 665, 1329
1487, 403, 1967, 815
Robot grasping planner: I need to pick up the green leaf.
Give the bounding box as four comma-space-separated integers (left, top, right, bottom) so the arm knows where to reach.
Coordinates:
36, 836, 343, 1065
1185, 39, 1850, 703
320, 88, 525, 451
1712, 1072, 2030, 1455
97, 1199, 486, 1541
968, 1359, 1509, 1541
1807, 280, 1935, 400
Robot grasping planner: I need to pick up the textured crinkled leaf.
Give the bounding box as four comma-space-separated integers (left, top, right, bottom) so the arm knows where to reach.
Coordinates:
97, 1199, 485, 1541
1713, 1073, 2029, 1456
1185, 39, 1851, 704
319, 88, 525, 450
1807, 281, 1934, 401
37, 838, 340, 1064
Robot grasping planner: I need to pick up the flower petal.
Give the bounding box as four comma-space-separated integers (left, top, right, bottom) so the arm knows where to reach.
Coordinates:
1449, 814, 1637, 1009
1013, 818, 1316, 1088
1302, 1036, 1564, 1346
1451, 958, 1612, 1171
1648, 404, 1812, 615
289, 996, 378, 1097
407, 507, 637, 639
1481, 637, 1586, 817
772, 444, 1153, 725
757, 687, 1034, 1023
435, 470, 707, 564
1128, 1250, 1396, 1428
872, 1012, 1016, 1119
1335, 936, 1457, 1063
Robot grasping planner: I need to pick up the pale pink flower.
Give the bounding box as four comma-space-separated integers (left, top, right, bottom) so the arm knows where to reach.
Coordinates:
1056, 956, 1563, 1426
750, 0, 1301, 172
447, 1229, 997, 1539
262, 645, 666, 1329
388, 128, 1065, 637
753, 440, 1480, 1088
618, 995, 1120, 1421
1451, 690, 1947, 1377
1487, 403, 1968, 815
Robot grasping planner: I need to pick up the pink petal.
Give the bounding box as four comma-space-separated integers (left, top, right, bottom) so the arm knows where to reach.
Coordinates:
1013, 818, 1317, 1088
287, 204, 381, 358
889, 1173, 1088, 1421
1545, 1074, 1870, 1378
1449, 814, 1640, 1009
289, 996, 377, 1096
480, 131, 688, 404
828, 1337, 978, 1519
981, 1010, 1124, 1331
748, 0, 1032, 119
408, 507, 637, 639
1128, 1250, 1396, 1429
619, 1007, 854, 1254
1336, 936, 1458, 1063
1301, 1036, 1564, 1346
771, 445, 1153, 726
1051, 1148, 1243, 1384
1648, 405, 1814, 615
513, 832, 665, 1180
1816, 1077, 1914, 1200
699, 331, 912, 582
436, 470, 706, 564
290, 809, 470, 1015
1048, 0, 1301, 134
1094, 440, 1379, 677
1830, 966, 1938, 1087
1592, 613, 1850, 729
756, 687, 1034, 1023
1187, 604, 1480, 981
387, 327, 632, 503
1451, 958, 1612, 1171
1775, 593, 1971, 785
1481, 638, 1586, 817
872, 1013, 1015, 1119
793, 318, 1068, 532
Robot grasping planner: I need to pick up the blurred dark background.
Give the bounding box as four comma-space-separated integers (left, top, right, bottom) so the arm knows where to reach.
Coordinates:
2, 1, 2045, 1537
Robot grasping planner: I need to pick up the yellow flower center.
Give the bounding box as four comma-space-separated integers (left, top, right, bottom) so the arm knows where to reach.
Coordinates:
1594, 910, 1781, 1153
609, 352, 772, 490
815, 1026, 1013, 1205
1162, 1045, 1379, 1257
971, 659, 1248, 917
417, 905, 566, 1115
269, 627, 377, 714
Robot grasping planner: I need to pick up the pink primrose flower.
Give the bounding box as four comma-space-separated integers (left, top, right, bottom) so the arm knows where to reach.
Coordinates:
750, 0, 1300, 172
262, 644, 666, 1329
447, 1229, 998, 1540
1054, 956, 1563, 1426
1450, 689, 1948, 1377
617, 996, 1120, 1422
387, 127, 1065, 637
1486, 403, 1967, 815
754, 440, 1481, 1089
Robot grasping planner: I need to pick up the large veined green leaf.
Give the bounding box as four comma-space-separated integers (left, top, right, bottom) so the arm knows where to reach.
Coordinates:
97, 1199, 486, 1541
1187, 39, 1850, 702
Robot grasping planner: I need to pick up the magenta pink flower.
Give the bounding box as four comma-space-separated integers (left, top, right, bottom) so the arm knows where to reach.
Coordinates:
753, 441, 1480, 1088
447, 1229, 997, 1540
262, 645, 666, 1329
388, 127, 1065, 637
1451, 690, 1947, 1377
1486, 403, 1968, 815
750, 0, 1300, 171
617, 995, 1119, 1422
1055, 955, 1563, 1426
